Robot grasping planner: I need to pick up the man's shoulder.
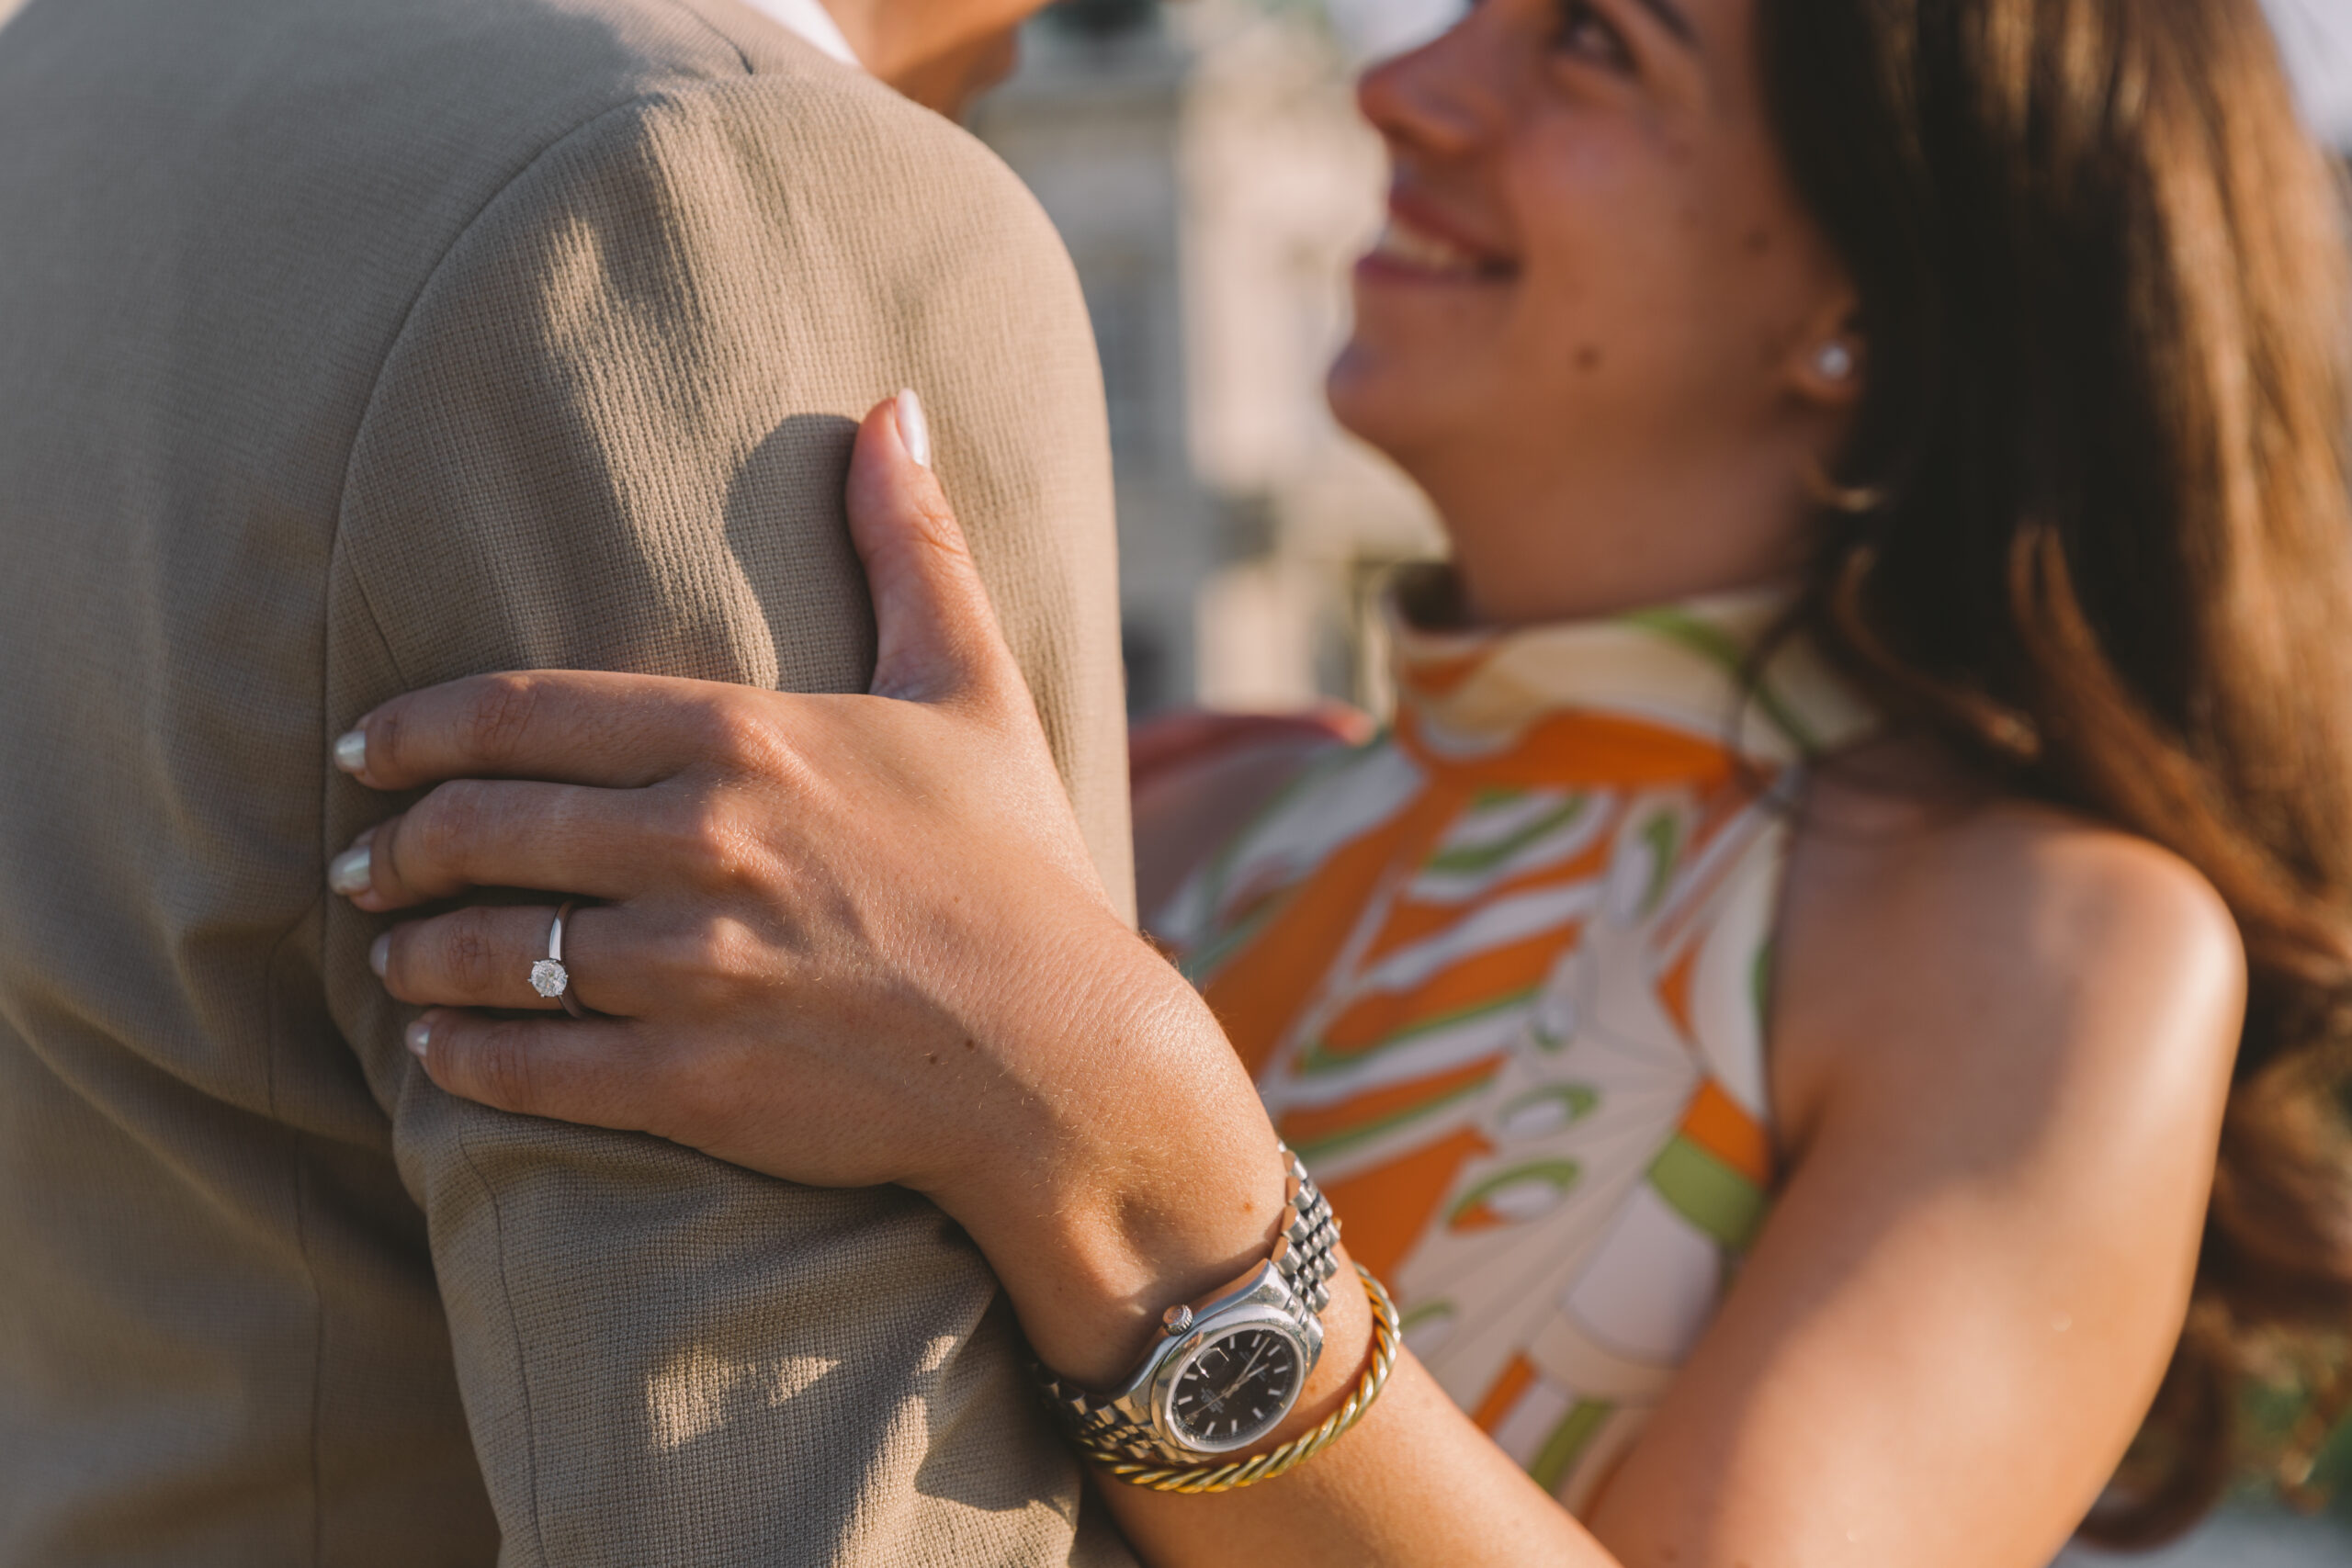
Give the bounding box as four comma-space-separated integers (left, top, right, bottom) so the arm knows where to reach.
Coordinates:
3, 0, 757, 149
0, 0, 1013, 248
337, 0, 1026, 214
0, 0, 1069, 438
524, 3, 1047, 244
362, 0, 1060, 294
425, 17, 1071, 340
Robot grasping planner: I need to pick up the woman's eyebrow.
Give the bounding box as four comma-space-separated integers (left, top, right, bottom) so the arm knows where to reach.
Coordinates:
1630, 0, 1699, 47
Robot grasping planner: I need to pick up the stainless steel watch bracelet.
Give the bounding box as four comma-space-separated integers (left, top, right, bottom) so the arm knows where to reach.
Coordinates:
1270, 1145, 1343, 1313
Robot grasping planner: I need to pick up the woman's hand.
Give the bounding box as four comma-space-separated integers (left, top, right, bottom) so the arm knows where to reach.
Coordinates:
330, 394, 1293, 1386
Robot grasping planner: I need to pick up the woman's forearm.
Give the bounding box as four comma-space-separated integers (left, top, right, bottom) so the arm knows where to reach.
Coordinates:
925, 944, 1618, 1568
1102, 1348, 1615, 1567
910, 931, 1298, 1388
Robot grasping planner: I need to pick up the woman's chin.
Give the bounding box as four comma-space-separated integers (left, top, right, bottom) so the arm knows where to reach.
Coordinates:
1325, 344, 1469, 479
1326, 347, 1486, 502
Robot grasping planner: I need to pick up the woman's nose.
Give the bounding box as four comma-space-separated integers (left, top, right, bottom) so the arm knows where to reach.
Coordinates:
1356, 17, 1496, 160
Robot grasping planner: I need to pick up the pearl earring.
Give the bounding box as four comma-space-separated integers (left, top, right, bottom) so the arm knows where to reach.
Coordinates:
1815, 341, 1856, 382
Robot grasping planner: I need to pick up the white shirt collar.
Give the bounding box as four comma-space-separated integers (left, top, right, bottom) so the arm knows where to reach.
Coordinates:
737, 0, 864, 69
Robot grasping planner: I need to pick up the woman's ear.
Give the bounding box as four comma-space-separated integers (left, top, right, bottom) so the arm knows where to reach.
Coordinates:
1787, 293, 1867, 410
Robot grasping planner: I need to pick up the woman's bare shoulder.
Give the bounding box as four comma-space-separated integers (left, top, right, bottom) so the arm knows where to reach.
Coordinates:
1771, 739, 2246, 1161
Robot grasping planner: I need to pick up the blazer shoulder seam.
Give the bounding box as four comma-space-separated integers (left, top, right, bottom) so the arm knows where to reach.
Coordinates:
329, 85, 702, 555
320, 86, 720, 1562
323, 69, 775, 687
660, 0, 758, 77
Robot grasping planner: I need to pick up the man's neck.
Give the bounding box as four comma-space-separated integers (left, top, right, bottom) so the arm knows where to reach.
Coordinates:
735, 0, 863, 67
792, 0, 1026, 118
736, 0, 1024, 118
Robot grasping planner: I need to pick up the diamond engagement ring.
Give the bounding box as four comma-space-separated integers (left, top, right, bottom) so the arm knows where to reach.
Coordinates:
531, 899, 589, 1019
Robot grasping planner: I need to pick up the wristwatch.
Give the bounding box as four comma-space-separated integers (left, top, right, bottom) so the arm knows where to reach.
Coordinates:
1034, 1145, 1342, 1464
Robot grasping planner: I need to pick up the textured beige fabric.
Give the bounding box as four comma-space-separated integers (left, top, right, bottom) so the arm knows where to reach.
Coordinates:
0, 0, 1135, 1562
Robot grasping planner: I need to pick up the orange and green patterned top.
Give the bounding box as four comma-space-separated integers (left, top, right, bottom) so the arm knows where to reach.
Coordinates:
1158, 575, 1875, 1513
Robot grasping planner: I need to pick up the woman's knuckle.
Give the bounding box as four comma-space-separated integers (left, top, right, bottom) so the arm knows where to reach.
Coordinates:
658, 795, 752, 887
395, 818, 447, 890
697, 698, 784, 775
682, 918, 746, 986
414, 780, 492, 865
440, 914, 499, 993
471, 1021, 542, 1109
460, 675, 543, 764
638, 913, 719, 990
910, 495, 968, 559
647, 791, 707, 857
369, 705, 412, 776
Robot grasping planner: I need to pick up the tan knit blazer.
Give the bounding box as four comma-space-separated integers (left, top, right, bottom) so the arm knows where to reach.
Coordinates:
0, 0, 1136, 1562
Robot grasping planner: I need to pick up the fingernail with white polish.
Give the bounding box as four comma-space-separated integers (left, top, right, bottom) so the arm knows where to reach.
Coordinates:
329, 844, 372, 897
405, 1018, 431, 1058
895, 388, 932, 469
369, 932, 390, 978
333, 729, 368, 775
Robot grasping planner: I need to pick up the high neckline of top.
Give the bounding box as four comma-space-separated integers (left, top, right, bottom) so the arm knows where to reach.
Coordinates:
1384, 564, 1878, 769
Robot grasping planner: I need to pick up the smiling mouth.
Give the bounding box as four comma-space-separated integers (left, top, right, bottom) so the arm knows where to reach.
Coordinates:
1363, 213, 1516, 282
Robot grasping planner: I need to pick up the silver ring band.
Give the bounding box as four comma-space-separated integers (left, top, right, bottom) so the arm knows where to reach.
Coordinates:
528, 899, 590, 1019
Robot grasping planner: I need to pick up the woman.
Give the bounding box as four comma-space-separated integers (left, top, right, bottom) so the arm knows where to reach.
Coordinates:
324, 0, 2352, 1559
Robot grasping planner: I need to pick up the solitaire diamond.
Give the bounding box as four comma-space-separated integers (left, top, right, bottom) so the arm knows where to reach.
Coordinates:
529, 959, 569, 999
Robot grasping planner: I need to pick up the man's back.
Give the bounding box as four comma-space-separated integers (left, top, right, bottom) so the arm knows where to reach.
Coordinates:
0, 0, 1133, 1561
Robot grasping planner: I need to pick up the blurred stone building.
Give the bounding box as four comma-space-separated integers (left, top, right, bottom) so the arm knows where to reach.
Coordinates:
2271, 0, 2352, 150
975, 0, 1442, 719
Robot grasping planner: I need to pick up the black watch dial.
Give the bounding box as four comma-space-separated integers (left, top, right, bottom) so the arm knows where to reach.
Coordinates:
1167, 1325, 1305, 1451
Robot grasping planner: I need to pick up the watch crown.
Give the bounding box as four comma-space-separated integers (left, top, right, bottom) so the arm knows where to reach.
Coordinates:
1161, 1303, 1193, 1337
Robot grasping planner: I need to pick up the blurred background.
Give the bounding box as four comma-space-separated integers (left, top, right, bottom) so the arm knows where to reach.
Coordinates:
974, 0, 1459, 726
972, 0, 2352, 1559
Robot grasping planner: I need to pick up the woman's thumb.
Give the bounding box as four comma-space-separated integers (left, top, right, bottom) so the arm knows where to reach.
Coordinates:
846, 391, 1011, 705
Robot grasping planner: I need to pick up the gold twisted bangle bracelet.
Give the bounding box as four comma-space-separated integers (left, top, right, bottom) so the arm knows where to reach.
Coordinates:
1088, 1264, 1402, 1495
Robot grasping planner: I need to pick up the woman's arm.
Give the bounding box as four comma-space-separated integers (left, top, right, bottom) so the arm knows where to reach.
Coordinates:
1582, 781, 2245, 1565
1092, 780, 2249, 1568
1130, 706, 1369, 926
334, 400, 2245, 1566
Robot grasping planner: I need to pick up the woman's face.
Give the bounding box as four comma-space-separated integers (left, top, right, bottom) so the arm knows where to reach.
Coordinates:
1330, 0, 1861, 623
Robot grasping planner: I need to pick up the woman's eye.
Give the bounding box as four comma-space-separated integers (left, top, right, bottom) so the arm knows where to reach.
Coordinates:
1556, 1, 1633, 68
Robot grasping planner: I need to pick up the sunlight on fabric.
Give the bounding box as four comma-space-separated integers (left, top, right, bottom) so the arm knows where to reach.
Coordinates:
645, 1347, 842, 1451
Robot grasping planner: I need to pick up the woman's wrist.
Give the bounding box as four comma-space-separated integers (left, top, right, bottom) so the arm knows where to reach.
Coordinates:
921, 924, 1296, 1389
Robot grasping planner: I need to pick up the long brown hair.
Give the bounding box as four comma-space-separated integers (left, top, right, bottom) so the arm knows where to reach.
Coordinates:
1758, 0, 2352, 1544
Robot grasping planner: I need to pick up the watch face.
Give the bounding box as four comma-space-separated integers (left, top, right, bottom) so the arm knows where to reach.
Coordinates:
1166, 1325, 1305, 1452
